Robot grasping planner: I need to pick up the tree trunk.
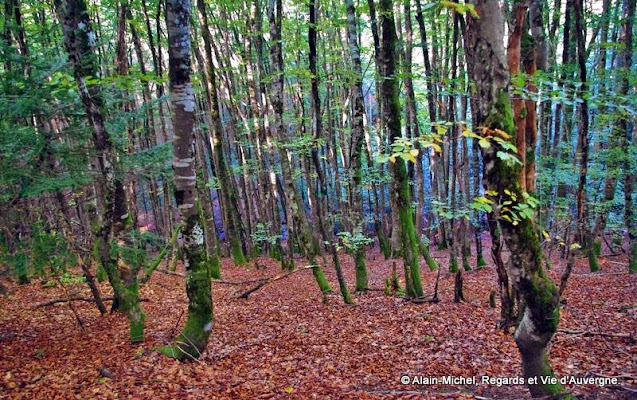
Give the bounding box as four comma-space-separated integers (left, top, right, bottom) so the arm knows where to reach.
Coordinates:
345, 0, 370, 291
574, 0, 597, 271
465, 0, 567, 396
619, 0, 636, 273
196, 0, 247, 266
157, 0, 213, 361
54, 0, 144, 344
379, 0, 423, 299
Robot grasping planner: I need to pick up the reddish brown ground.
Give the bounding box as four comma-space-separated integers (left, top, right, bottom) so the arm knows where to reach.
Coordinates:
1, 244, 635, 399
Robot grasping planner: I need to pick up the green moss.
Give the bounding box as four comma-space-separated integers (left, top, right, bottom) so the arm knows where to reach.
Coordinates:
354, 248, 368, 291
129, 309, 146, 344
526, 270, 560, 334
477, 256, 487, 269
333, 253, 354, 304
536, 363, 570, 398
462, 254, 471, 272
281, 255, 294, 271
170, 247, 181, 272
449, 254, 459, 273
155, 344, 180, 359
592, 240, 601, 257
395, 174, 424, 298
312, 265, 333, 295
379, 231, 391, 259
269, 244, 282, 261
230, 238, 247, 266
166, 264, 213, 360
423, 246, 439, 271
487, 89, 516, 135
208, 254, 221, 279
118, 279, 146, 344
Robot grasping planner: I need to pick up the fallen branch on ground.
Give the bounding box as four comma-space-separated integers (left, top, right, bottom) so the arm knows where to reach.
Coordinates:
156, 268, 184, 277
408, 296, 440, 304
589, 371, 637, 380
213, 277, 270, 285
238, 265, 320, 299
558, 328, 633, 339
35, 296, 149, 308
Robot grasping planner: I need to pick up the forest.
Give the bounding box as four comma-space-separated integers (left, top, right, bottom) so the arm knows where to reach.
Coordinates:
0, 0, 635, 398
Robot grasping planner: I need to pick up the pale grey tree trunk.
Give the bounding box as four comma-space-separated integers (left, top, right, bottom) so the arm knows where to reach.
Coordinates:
160, 0, 212, 360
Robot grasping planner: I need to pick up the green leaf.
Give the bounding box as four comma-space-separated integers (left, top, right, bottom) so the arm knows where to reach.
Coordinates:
496, 151, 522, 165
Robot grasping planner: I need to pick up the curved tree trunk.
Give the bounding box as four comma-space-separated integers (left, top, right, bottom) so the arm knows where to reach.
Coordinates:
465, 0, 567, 396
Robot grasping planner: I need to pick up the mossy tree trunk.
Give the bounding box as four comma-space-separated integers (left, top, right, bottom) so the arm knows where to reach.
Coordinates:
465, 0, 568, 397
54, 0, 144, 344
308, 0, 350, 304
161, 0, 212, 361
345, 0, 369, 292
378, 0, 423, 299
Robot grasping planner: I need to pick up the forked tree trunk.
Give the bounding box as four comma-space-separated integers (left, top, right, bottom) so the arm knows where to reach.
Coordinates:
465, 0, 567, 396
54, 0, 144, 344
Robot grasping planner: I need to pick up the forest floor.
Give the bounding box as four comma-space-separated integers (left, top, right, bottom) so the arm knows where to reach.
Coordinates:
0, 242, 635, 399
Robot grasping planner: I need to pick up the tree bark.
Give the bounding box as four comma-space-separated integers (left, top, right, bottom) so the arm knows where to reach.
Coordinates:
465, 0, 567, 396
379, 0, 423, 299
160, 0, 212, 361
574, 0, 597, 271
54, 0, 144, 343
345, 0, 370, 291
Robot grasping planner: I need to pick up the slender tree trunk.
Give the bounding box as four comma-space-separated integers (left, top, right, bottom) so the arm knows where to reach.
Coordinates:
160, 0, 212, 361
618, 0, 636, 273
574, 0, 597, 271
54, 0, 145, 344
507, 0, 528, 192
345, 0, 371, 291
379, 0, 423, 299
197, 0, 247, 266
267, 0, 331, 294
